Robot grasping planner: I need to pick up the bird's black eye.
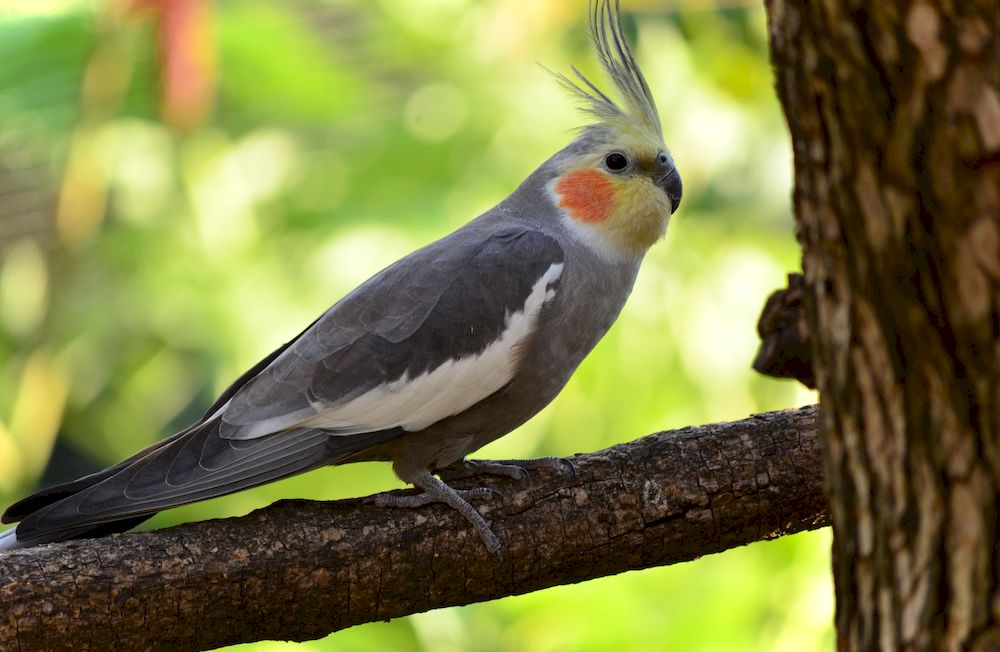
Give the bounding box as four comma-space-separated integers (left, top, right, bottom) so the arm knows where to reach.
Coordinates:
657, 152, 669, 165
605, 152, 628, 171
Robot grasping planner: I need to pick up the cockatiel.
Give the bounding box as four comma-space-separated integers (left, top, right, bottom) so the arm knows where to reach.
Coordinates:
0, 0, 681, 554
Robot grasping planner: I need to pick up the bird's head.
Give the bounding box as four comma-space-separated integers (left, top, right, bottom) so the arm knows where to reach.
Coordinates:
547, 0, 681, 259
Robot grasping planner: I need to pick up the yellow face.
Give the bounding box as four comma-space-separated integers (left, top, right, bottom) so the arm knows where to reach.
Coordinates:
552, 132, 676, 257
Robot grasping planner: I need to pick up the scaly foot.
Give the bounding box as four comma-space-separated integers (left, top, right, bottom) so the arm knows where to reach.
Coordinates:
372, 470, 504, 554
438, 456, 576, 482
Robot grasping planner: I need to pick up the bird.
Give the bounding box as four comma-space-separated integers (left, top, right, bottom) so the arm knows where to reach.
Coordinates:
0, 0, 681, 555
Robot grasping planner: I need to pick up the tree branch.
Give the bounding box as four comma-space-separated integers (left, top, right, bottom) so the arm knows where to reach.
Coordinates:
0, 406, 825, 652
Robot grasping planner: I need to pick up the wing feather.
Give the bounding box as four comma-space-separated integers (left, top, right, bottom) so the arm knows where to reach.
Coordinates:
220, 226, 565, 440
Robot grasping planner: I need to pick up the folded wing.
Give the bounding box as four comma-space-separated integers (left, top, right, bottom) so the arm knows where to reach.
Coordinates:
218, 226, 565, 439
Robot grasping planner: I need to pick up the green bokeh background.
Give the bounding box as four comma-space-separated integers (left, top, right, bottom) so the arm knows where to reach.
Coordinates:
0, 0, 831, 649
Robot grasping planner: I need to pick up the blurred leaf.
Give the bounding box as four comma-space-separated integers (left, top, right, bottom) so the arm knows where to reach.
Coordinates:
10, 349, 67, 480
216, 2, 365, 125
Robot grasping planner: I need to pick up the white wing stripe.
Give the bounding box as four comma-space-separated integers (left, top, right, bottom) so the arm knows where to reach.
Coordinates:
298, 262, 564, 433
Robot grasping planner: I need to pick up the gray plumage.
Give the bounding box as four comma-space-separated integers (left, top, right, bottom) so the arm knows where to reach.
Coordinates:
0, 0, 680, 553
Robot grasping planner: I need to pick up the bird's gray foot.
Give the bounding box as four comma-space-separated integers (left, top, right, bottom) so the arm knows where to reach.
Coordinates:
495, 456, 577, 476
438, 459, 529, 482
372, 470, 504, 554
439, 456, 576, 482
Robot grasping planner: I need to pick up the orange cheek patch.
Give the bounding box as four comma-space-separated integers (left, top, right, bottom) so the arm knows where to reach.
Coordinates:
555, 170, 614, 223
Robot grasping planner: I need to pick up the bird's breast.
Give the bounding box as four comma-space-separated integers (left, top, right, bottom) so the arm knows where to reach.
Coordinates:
502, 251, 642, 411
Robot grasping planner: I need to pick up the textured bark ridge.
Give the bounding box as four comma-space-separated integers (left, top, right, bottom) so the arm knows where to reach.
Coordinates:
0, 407, 824, 651
765, 1, 1000, 649
755, 272, 816, 388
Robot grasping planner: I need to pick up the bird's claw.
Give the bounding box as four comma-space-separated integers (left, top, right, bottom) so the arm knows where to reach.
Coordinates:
495, 455, 577, 478
557, 457, 578, 477
437, 459, 523, 482
467, 486, 505, 502
371, 485, 501, 509
371, 457, 572, 557
369, 471, 506, 557
439, 456, 576, 483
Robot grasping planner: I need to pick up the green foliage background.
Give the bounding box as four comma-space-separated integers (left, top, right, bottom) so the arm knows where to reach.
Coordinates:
0, 0, 831, 649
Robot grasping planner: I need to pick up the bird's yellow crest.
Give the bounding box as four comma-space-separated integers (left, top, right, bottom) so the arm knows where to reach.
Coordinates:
556, 0, 662, 145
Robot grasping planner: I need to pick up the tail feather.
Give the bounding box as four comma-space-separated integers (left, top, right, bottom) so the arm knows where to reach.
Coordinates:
0, 526, 21, 551
1, 426, 194, 524
5, 419, 404, 549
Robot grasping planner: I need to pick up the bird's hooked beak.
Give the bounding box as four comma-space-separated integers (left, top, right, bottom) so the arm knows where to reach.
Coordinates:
654, 152, 682, 214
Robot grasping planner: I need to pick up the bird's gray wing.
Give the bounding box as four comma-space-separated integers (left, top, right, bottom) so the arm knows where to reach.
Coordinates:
218, 225, 566, 440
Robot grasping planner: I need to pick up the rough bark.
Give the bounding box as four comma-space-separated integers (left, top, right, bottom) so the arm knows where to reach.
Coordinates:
0, 406, 824, 652
765, 1, 1000, 650
755, 272, 816, 388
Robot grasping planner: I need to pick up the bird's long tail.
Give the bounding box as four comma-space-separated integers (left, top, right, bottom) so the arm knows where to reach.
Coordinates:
0, 418, 402, 550
0, 526, 20, 551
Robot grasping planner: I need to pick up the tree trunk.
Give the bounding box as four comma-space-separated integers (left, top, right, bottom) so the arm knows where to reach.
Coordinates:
764, 0, 1000, 649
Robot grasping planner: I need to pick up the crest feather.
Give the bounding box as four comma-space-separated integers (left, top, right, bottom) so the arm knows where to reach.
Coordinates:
556, 0, 662, 139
